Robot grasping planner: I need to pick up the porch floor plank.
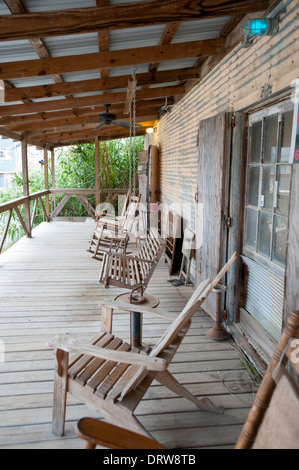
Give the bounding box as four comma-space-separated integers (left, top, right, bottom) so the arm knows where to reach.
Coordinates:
0, 221, 255, 449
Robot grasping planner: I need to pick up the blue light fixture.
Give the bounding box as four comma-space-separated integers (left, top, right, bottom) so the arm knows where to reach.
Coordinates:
242, 18, 279, 46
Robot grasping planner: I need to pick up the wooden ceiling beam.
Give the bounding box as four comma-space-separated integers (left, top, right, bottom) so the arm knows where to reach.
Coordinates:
96, 0, 110, 93
30, 126, 147, 145
14, 111, 159, 134
0, 98, 170, 127
0, 85, 185, 117
51, 132, 134, 148
26, 118, 157, 138
3, 0, 71, 98
3, 68, 199, 102
0, 0, 270, 41
0, 39, 225, 80
148, 21, 180, 74
123, 77, 136, 115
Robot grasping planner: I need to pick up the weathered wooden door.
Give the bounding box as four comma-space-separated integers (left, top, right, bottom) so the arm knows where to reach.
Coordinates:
196, 113, 232, 319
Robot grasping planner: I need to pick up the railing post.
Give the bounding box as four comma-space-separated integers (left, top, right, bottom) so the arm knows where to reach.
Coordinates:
51, 148, 56, 214
44, 148, 49, 220
95, 137, 101, 209
21, 138, 32, 238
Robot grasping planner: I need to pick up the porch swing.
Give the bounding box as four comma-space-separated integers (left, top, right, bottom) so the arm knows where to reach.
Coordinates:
88, 73, 142, 259
98, 69, 165, 303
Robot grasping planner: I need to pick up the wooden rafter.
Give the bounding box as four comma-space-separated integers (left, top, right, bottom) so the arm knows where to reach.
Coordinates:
0, 1, 273, 147
30, 126, 147, 146
3, 68, 200, 102
149, 21, 181, 74
0, 85, 185, 117
96, 0, 110, 94
25, 116, 158, 137
0, 0, 270, 40
0, 99, 169, 129
3, 0, 71, 98
0, 39, 225, 80
123, 77, 136, 115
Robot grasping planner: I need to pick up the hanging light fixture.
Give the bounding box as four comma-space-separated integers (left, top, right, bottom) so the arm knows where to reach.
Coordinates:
242, 17, 279, 47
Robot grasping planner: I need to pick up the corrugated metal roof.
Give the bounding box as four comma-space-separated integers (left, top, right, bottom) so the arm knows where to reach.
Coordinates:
109, 24, 166, 51
21, 0, 97, 12
62, 70, 102, 82
10, 76, 56, 88
22, 0, 149, 10
43, 33, 99, 57
108, 64, 150, 77
173, 17, 232, 43
157, 59, 198, 71
0, 4, 230, 88
0, 40, 39, 63
0, 3, 11, 15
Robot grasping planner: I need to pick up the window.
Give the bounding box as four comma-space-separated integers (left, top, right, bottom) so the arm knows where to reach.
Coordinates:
245, 103, 293, 268
242, 101, 294, 342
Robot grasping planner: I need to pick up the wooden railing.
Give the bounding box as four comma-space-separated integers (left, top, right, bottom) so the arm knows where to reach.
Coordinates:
0, 188, 128, 254
49, 188, 128, 219
0, 190, 49, 253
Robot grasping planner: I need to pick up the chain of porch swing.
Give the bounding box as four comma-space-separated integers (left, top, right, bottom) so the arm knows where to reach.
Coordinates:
129, 67, 137, 198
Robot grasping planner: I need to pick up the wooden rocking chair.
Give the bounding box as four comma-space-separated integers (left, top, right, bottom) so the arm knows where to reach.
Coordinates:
98, 228, 165, 294
88, 194, 141, 260
235, 309, 299, 449
50, 252, 237, 439
88, 226, 130, 262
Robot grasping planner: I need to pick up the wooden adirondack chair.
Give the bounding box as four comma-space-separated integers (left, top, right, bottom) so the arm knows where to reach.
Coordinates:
98, 228, 165, 294
88, 195, 141, 259
50, 252, 237, 439
235, 309, 299, 449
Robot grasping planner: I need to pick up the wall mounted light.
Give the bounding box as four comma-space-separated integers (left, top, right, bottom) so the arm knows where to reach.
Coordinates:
242, 18, 279, 47
146, 127, 155, 134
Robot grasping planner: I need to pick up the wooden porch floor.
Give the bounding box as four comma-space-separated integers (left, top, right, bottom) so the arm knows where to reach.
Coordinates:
0, 220, 256, 449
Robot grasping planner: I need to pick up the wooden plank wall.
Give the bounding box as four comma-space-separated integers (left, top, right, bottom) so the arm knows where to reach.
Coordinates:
147, 0, 299, 236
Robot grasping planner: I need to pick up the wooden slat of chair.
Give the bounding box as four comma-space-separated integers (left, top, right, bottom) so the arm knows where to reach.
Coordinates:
105, 364, 143, 404
95, 360, 132, 400
68, 333, 114, 379
99, 228, 165, 291
86, 341, 131, 393
76, 337, 123, 386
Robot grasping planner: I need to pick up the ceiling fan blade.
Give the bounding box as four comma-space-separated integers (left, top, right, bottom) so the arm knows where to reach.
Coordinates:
113, 120, 143, 130
93, 122, 106, 131
112, 120, 131, 129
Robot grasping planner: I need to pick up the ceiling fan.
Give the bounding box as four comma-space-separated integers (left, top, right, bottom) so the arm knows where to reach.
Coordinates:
91, 104, 143, 131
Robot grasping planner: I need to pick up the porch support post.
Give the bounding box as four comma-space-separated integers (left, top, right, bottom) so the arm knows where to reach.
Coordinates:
44, 148, 49, 220
21, 137, 32, 238
95, 136, 100, 210
51, 148, 56, 215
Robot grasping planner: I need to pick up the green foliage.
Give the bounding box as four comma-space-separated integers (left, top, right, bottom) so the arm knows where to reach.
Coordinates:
55, 137, 144, 217
0, 169, 47, 250
0, 136, 144, 248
